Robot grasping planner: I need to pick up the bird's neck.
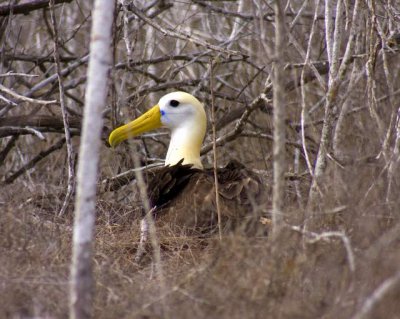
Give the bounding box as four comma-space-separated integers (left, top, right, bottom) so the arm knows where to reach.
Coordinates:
165, 124, 205, 169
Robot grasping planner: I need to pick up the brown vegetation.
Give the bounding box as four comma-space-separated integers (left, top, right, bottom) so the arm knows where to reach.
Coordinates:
1, 1, 400, 318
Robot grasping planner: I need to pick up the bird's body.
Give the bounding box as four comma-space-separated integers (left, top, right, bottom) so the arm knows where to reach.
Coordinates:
109, 92, 268, 236
145, 159, 264, 235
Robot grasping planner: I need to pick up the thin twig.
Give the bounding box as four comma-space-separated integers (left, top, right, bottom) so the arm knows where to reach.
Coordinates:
119, 0, 133, 57
0, 0, 73, 16
307, 0, 362, 211
0, 114, 83, 137
300, 0, 322, 196
241, 130, 313, 151
3, 138, 66, 185
0, 72, 38, 78
192, 0, 323, 21
24, 54, 89, 97
290, 225, 355, 273
365, 219, 400, 260
0, 135, 18, 163
130, 141, 168, 315
134, 207, 155, 263
0, 83, 57, 105
351, 271, 400, 319
49, 0, 75, 217
210, 59, 222, 241
127, 3, 245, 57
0, 126, 46, 139
101, 162, 163, 192
0, 94, 18, 112
201, 93, 272, 155
1, 52, 78, 63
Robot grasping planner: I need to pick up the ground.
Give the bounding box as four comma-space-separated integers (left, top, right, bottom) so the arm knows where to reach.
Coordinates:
1, 158, 399, 319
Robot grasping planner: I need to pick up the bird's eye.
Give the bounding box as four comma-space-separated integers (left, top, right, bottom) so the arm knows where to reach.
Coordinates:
170, 100, 180, 107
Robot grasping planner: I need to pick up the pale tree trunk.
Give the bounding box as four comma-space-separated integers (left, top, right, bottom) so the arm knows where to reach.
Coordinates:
271, 0, 286, 236
307, 0, 361, 217
69, 1, 114, 319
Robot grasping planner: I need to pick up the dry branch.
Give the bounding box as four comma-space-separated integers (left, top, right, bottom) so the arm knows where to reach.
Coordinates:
300, 0, 322, 194
24, 54, 89, 98
216, 62, 330, 131
0, 135, 17, 163
307, 0, 362, 212
351, 271, 400, 319
0, 72, 38, 78
69, 1, 114, 318
0, 0, 72, 16
101, 162, 163, 192
115, 52, 245, 70
0, 115, 82, 138
0, 83, 57, 105
210, 60, 222, 240
1, 53, 78, 63
290, 225, 355, 273
49, 0, 75, 217
271, 0, 286, 235
0, 94, 18, 113
127, 141, 168, 313
127, 3, 245, 58
0, 126, 45, 140
241, 130, 312, 152
192, 0, 323, 21
201, 93, 272, 155
2, 137, 65, 185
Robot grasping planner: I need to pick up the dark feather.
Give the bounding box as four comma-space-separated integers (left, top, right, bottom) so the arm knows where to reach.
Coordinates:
144, 160, 269, 236
147, 159, 200, 208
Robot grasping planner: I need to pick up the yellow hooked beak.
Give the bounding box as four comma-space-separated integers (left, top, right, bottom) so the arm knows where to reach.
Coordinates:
108, 104, 162, 147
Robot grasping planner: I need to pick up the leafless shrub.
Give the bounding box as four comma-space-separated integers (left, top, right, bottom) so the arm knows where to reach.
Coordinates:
1, 1, 400, 318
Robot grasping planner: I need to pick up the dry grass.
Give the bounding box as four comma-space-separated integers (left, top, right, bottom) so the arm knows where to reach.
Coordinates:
2, 163, 400, 318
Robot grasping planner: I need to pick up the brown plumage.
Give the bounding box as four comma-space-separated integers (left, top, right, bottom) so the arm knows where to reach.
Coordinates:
144, 159, 267, 236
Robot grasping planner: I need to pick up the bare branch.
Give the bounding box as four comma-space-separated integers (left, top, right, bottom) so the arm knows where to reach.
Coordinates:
210, 59, 222, 240
0, 135, 17, 163
0, 0, 73, 17
271, 0, 286, 235
0, 83, 57, 105
69, 0, 115, 318
290, 226, 356, 273
24, 54, 89, 98
2, 137, 65, 185
351, 271, 400, 319
127, 3, 245, 57
0, 72, 38, 78
192, 0, 324, 21
300, 0, 322, 195
127, 142, 168, 312
307, 0, 362, 212
201, 93, 272, 155
1, 53, 78, 63
0, 115, 83, 138
49, 0, 75, 217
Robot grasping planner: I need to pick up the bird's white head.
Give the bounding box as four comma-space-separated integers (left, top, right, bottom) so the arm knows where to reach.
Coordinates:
109, 91, 207, 169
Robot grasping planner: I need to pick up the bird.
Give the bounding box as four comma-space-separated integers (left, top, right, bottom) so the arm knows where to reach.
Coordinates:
108, 92, 268, 237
